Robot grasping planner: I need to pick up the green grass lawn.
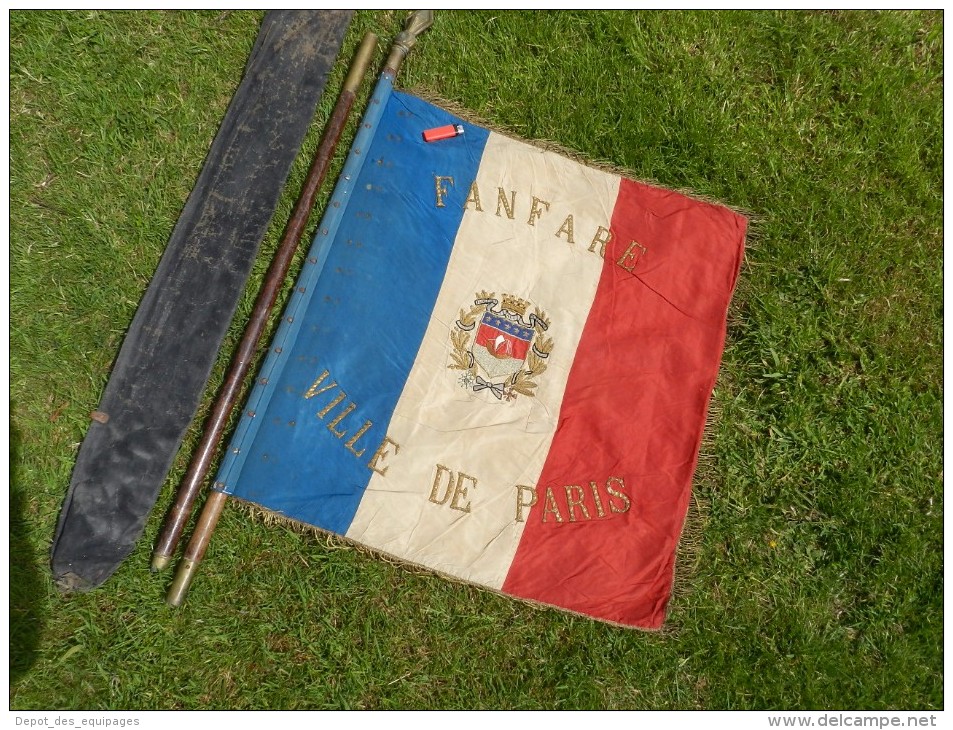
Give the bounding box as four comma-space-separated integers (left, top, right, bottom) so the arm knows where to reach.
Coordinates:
10, 10, 942, 710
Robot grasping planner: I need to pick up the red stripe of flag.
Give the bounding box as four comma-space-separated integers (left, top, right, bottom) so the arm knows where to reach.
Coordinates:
502, 179, 746, 629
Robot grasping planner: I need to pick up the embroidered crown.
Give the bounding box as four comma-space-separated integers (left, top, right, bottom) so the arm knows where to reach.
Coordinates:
501, 294, 530, 317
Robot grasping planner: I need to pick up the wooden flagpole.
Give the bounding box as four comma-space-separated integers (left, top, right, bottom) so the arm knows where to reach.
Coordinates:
151, 31, 379, 575
165, 11, 435, 606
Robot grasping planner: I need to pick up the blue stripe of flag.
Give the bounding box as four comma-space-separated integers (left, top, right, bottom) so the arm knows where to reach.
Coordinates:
220, 86, 490, 534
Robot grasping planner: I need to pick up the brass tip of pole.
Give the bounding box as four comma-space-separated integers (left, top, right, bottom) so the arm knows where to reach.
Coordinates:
405, 10, 435, 36
150, 553, 172, 573
165, 557, 198, 608
385, 9, 435, 76
343, 32, 379, 94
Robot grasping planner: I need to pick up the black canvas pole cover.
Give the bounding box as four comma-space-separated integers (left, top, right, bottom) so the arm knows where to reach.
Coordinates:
51, 10, 353, 591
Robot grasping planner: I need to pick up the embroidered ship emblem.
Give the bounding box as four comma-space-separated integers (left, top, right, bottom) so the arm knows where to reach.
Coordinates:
449, 291, 553, 401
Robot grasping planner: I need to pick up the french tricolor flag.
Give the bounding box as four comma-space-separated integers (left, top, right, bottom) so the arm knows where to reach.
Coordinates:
215, 76, 746, 630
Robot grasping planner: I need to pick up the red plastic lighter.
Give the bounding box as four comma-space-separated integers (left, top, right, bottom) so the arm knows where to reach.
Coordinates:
422, 124, 465, 142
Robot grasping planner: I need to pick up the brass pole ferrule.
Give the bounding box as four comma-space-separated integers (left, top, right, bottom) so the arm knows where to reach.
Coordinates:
150, 553, 172, 573
343, 32, 379, 94
165, 490, 229, 606
166, 557, 198, 607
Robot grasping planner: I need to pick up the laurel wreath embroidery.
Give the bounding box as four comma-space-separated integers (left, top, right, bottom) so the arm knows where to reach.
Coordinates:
449, 292, 553, 401
509, 325, 553, 397
448, 292, 488, 372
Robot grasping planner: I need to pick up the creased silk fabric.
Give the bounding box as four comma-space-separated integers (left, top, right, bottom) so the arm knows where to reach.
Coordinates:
217, 78, 746, 629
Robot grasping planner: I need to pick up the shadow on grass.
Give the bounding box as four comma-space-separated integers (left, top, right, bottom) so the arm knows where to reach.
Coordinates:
10, 417, 47, 682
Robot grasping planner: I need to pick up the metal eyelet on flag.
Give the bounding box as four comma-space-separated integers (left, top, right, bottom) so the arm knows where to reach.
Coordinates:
275, 347, 283, 354
247, 410, 256, 418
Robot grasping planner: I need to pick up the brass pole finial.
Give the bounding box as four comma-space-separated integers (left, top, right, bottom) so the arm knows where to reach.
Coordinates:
385, 10, 434, 75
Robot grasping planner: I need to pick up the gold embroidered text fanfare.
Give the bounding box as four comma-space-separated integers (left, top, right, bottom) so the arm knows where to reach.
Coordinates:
433, 175, 645, 273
